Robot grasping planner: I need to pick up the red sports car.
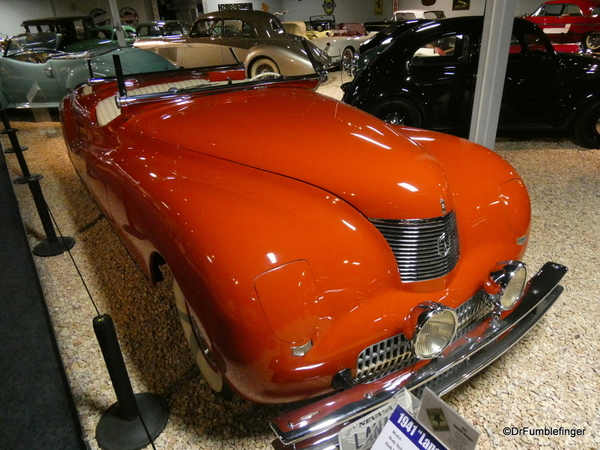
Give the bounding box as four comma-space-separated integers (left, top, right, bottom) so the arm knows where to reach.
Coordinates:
525, 0, 600, 51
59, 64, 567, 449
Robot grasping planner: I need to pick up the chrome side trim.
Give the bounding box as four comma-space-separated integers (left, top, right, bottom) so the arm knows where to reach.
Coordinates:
270, 262, 567, 449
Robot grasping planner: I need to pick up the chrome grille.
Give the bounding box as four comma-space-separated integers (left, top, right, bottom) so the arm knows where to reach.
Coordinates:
355, 334, 415, 383
355, 290, 492, 383
455, 290, 494, 334
370, 212, 459, 283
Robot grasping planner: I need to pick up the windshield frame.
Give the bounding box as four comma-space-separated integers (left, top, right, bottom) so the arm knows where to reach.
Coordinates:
4, 32, 63, 57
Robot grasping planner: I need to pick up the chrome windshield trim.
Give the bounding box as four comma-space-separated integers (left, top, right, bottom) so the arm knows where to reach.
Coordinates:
270, 262, 567, 449
116, 72, 321, 108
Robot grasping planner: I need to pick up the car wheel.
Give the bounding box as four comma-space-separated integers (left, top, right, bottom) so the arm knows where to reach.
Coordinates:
575, 102, 600, 149
584, 33, 600, 52
371, 99, 423, 127
250, 58, 280, 77
173, 277, 234, 400
341, 46, 355, 76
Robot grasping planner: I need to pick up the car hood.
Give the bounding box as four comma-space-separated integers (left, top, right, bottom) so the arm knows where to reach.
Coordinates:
130, 86, 452, 220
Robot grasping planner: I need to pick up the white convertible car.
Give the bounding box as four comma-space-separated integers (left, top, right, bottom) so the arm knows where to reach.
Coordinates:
283, 21, 375, 70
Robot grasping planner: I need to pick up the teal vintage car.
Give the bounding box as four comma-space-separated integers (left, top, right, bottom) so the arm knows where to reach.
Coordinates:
0, 32, 177, 109
135, 20, 190, 40
63, 26, 138, 52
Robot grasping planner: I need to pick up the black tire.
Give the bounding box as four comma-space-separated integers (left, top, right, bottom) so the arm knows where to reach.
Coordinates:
250, 58, 280, 77
173, 278, 234, 400
371, 98, 423, 127
575, 102, 600, 149
584, 33, 600, 52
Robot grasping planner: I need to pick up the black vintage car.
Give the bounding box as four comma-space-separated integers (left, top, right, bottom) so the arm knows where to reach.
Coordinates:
342, 16, 600, 148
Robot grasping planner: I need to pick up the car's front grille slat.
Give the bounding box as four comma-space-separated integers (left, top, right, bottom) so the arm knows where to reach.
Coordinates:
356, 334, 414, 383
355, 290, 494, 383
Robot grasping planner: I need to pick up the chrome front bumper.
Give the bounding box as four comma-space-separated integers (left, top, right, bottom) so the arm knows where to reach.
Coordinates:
270, 262, 567, 450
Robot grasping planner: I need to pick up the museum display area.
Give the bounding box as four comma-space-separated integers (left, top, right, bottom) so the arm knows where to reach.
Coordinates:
0, 1, 599, 449
1, 71, 597, 450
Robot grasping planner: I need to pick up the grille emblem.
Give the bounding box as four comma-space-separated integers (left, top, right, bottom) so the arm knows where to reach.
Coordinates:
437, 232, 450, 257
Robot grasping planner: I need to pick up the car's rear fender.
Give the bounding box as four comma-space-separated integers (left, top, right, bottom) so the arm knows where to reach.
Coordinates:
561, 89, 600, 129
348, 76, 432, 128
245, 43, 317, 76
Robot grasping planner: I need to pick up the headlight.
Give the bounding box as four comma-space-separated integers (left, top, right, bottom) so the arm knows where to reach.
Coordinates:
411, 303, 458, 360
484, 261, 528, 310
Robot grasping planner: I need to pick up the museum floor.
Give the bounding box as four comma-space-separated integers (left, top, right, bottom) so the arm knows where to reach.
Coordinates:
2, 72, 599, 450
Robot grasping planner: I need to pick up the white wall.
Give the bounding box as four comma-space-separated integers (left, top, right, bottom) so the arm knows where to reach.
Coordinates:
188, 0, 385, 22
1, 0, 53, 37
220, 0, 545, 23
394, 0, 484, 17
0, 0, 156, 37
203, 1, 285, 15
0, 0, 547, 38
277, 0, 393, 23
386, 0, 544, 18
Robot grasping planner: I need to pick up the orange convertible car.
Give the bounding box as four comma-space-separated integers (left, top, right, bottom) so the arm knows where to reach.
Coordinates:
60, 65, 567, 449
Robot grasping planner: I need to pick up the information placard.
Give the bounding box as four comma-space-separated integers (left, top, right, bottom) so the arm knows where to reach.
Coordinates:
417, 388, 480, 450
338, 390, 420, 450
372, 405, 447, 450
339, 388, 480, 450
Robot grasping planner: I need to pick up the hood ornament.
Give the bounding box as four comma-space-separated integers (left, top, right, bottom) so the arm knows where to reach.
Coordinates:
440, 198, 447, 215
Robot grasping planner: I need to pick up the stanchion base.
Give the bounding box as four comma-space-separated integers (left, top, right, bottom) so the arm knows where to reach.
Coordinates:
13, 173, 43, 185
96, 393, 169, 450
33, 236, 76, 257
4, 145, 28, 154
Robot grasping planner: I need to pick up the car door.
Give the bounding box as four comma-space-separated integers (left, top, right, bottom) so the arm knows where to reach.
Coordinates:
407, 31, 477, 133
182, 18, 226, 68
219, 18, 256, 65
501, 29, 559, 127
0, 56, 64, 107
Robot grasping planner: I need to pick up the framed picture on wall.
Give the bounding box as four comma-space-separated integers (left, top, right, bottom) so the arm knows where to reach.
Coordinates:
452, 0, 470, 10
218, 3, 253, 10
374, 0, 383, 15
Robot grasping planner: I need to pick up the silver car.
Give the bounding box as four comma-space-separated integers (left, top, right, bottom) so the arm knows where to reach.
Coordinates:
134, 10, 332, 77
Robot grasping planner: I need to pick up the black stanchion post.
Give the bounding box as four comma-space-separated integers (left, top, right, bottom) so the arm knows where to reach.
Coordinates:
0, 105, 75, 256
93, 314, 169, 450
0, 107, 30, 174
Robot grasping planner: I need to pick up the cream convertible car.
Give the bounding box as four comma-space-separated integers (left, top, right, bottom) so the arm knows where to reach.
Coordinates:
134, 10, 332, 77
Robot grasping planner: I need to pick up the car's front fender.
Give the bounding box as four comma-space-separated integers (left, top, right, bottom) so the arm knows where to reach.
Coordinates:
93, 134, 400, 403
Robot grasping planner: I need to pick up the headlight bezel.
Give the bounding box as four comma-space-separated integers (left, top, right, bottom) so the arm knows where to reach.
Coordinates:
485, 261, 528, 311
410, 302, 458, 360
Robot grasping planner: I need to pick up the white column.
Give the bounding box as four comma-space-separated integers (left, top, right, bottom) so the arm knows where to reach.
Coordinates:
468, 0, 517, 150
108, 0, 127, 47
